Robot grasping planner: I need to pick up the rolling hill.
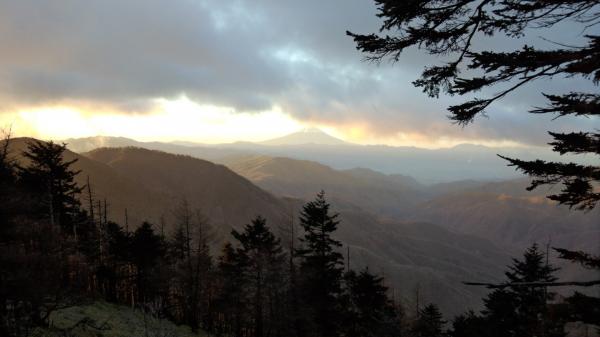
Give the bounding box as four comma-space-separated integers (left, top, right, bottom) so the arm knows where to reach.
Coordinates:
224, 155, 427, 218
84, 147, 288, 233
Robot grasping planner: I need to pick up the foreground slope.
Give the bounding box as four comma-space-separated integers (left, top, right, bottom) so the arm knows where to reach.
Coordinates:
38, 301, 204, 337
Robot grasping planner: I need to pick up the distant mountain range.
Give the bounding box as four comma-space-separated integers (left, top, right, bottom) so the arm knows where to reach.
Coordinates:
63, 131, 578, 183
6, 136, 515, 315
45, 133, 599, 312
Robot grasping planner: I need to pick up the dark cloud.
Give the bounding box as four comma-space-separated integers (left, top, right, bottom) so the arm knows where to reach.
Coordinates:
0, 0, 597, 146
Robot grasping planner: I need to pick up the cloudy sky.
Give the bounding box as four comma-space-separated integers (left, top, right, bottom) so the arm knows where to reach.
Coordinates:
0, 0, 597, 148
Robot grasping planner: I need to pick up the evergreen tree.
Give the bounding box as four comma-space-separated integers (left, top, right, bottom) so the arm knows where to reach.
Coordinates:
295, 191, 344, 337
1, 138, 87, 335
18, 140, 83, 233
231, 216, 287, 337
413, 304, 445, 337
97, 221, 131, 302
449, 311, 487, 337
348, 0, 600, 210
215, 242, 247, 337
343, 268, 402, 337
131, 222, 164, 303
0, 132, 17, 243
554, 248, 600, 328
482, 244, 563, 337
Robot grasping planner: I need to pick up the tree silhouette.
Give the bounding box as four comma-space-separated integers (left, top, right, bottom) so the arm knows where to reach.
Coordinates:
18, 140, 83, 231
343, 268, 403, 337
413, 304, 445, 337
482, 244, 563, 337
1, 139, 87, 335
295, 191, 344, 337
215, 242, 247, 337
348, 0, 600, 210
231, 216, 287, 337
168, 199, 214, 331
131, 222, 164, 303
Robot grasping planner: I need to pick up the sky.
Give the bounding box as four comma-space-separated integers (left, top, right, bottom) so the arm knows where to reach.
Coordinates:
0, 0, 597, 148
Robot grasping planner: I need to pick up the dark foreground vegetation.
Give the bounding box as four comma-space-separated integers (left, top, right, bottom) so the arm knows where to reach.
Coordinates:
1, 137, 599, 337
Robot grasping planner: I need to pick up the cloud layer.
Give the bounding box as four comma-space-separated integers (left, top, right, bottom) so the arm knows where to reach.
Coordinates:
0, 0, 597, 146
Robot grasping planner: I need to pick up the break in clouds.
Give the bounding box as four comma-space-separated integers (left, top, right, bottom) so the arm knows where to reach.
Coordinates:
0, 0, 596, 146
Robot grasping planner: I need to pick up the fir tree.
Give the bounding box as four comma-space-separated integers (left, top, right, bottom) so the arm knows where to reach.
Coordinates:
18, 140, 83, 232
449, 311, 487, 337
413, 304, 445, 337
295, 191, 344, 337
482, 244, 563, 337
215, 242, 247, 337
231, 216, 287, 337
131, 222, 164, 303
554, 248, 600, 327
343, 268, 402, 337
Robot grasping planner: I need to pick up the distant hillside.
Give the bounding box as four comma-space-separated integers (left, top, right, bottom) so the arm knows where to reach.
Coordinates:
412, 179, 600, 250
62, 135, 564, 183
7, 138, 173, 228
410, 179, 600, 284
7, 138, 287, 234
84, 147, 288, 233
224, 155, 427, 218
64, 136, 250, 163
334, 210, 510, 314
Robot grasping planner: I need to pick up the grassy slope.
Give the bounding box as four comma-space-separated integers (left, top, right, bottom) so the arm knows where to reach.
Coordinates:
32, 302, 205, 337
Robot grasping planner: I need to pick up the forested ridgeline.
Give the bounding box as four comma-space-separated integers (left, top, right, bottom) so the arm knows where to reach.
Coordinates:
1, 139, 598, 337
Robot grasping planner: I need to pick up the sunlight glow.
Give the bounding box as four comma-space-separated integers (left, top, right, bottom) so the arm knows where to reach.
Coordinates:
0, 97, 527, 149
4, 97, 304, 143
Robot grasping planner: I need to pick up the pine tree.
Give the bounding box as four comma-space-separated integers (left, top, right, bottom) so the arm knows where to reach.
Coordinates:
554, 248, 600, 328
1, 138, 83, 334
343, 268, 402, 337
0, 131, 17, 243
295, 191, 344, 337
231, 216, 287, 337
215, 242, 247, 337
131, 222, 164, 303
449, 311, 487, 337
413, 304, 445, 337
18, 140, 83, 232
348, 1, 600, 210
98, 221, 131, 301
482, 244, 563, 337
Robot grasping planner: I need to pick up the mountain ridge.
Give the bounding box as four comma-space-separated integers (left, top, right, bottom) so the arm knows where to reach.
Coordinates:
61, 135, 546, 183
